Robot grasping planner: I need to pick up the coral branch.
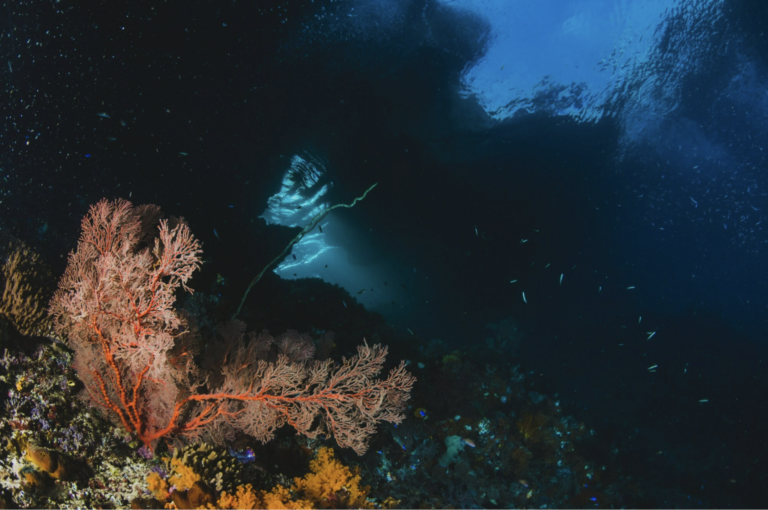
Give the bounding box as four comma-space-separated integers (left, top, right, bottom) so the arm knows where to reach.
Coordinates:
49, 198, 413, 454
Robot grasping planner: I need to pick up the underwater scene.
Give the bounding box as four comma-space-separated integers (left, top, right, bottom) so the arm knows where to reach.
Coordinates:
0, 0, 766, 508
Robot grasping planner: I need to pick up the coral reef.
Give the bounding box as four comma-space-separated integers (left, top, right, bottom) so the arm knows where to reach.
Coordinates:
0, 200, 700, 509
146, 446, 377, 510
0, 343, 155, 508
292, 447, 372, 509
0, 243, 53, 337
168, 443, 243, 493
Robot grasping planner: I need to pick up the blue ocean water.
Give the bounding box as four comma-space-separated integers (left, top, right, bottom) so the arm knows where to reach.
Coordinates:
0, 0, 766, 507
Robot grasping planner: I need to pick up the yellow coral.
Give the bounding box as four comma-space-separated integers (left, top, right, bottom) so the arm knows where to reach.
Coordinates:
173, 446, 376, 510
261, 486, 313, 510
215, 484, 313, 509
146, 471, 170, 501
167, 457, 201, 491
1, 244, 53, 336
293, 447, 371, 509
380, 496, 400, 509
216, 484, 260, 509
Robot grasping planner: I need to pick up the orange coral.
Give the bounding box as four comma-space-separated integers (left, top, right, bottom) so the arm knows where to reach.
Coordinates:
215, 483, 314, 509
167, 457, 202, 491
146, 471, 170, 501
50, 199, 414, 453
261, 486, 314, 510
216, 484, 260, 509
292, 447, 372, 509
153, 446, 377, 509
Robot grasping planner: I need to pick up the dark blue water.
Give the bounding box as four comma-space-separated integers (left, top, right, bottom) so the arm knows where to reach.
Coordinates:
1, 0, 767, 507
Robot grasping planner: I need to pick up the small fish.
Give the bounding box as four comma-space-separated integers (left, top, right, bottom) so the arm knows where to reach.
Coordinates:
227, 447, 256, 464
647, 331, 656, 340
407, 328, 415, 336
522, 291, 527, 304
475, 226, 478, 237
638, 316, 642, 324
462, 438, 476, 448
179, 152, 188, 156
510, 279, 517, 283
213, 229, 220, 240
292, 254, 297, 260
520, 239, 528, 243
96, 112, 111, 118
319, 224, 323, 233
699, 399, 709, 403
647, 364, 658, 370
626, 286, 635, 290
357, 289, 365, 294
342, 300, 347, 308
559, 274, 563, 285
598, 286, 602, 293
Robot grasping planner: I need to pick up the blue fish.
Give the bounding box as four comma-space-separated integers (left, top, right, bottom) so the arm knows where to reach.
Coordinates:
228, 447, 256, 464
